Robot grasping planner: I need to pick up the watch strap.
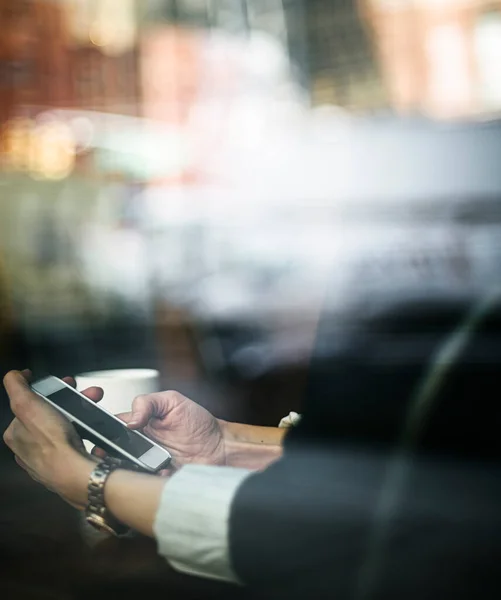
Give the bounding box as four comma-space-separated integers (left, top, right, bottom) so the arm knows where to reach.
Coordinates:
85, 457, 130, 536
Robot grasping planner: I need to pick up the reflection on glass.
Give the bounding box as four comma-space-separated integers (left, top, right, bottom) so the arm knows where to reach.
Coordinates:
474, 9, 501, 110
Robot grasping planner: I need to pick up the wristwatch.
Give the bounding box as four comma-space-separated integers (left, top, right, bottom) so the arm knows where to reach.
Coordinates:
85, 457, 130, 536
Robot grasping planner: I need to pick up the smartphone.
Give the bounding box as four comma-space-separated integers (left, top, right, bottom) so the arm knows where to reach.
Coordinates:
31, 376, 171, 473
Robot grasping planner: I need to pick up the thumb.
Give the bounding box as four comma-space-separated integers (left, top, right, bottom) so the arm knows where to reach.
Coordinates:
125, 394, 156, 429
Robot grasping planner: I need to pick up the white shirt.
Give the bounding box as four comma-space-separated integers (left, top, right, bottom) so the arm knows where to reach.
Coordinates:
153, 412, 301, 582
154, 464, 251, 582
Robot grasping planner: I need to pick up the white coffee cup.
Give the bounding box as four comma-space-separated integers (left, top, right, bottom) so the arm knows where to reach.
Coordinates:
75, 368, 160, 453
75, 368, 160, 414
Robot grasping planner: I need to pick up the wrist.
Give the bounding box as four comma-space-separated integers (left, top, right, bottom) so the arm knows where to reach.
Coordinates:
54, 449, 96, 510
217, 419, 235, 442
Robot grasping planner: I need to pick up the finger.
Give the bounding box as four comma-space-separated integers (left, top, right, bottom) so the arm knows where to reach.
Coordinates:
14, 455, 29, 472
91, 446, 107, 459
3, 370, 36, 415
21, 369, 32, 381
158, 468, 173, 477
127, 395, 157, 429
61, 377, 104, 403
3, 421, 14, 449
4, 419, 30, 456
3, 370, 30, 394
115, 411, 147, 430
4, 372, 75, 435
114, 411, 134, 425
81, 386, 104, 403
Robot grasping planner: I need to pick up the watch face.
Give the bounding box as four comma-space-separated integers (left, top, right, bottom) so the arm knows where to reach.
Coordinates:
86, 513, 119, 537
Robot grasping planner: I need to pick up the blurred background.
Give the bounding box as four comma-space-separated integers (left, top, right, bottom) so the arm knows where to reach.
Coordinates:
2, 0, 501, 427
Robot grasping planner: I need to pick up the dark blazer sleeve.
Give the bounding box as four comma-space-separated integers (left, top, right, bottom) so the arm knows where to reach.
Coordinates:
229, 443, 501, 600
229, 443, 385, 593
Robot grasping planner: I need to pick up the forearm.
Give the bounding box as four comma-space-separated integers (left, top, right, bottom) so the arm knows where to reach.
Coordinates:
220, 421, 286, 446
104, 468, 167, 537
219, 421, 285, 470
61, 452, 166, 537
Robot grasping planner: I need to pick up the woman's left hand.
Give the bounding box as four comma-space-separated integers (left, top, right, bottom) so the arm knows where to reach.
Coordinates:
3, 370, 101, 509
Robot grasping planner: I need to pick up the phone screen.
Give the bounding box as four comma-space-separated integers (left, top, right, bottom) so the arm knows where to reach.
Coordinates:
47, 388, 153, 458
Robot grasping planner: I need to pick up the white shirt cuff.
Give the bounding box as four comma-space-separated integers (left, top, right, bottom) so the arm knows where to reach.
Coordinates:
153, 464, 252, 583
278, 411, 302, 428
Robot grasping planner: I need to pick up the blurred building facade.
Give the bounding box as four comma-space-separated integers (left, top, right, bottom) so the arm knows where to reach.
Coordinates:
0, 0, 70, 123
363, 0, 501, 118
65, 0, 140, 115
0, 0, 140, 123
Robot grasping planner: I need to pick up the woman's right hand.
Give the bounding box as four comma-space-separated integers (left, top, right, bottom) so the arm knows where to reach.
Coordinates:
93, 391, 284, 472
115, 391, 226, 469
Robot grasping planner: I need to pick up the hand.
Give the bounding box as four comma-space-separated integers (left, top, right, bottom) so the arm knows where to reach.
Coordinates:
113, 391, 226, 469
2, 370, 102, 509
